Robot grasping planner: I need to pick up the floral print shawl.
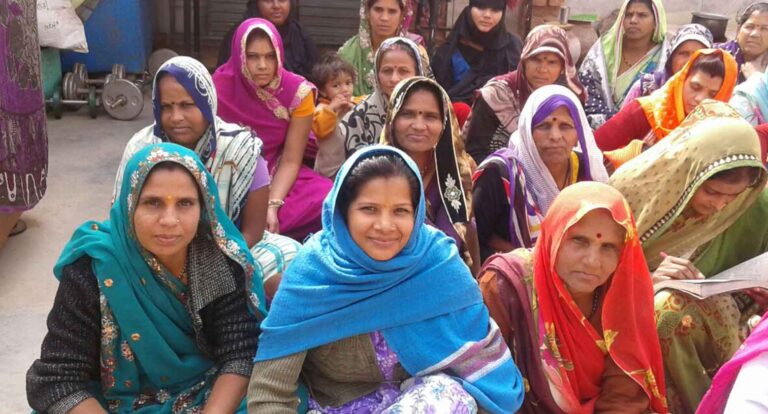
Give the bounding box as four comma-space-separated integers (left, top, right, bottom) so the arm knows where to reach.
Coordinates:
610, 100, 767, 270
483, 182, 668, 413
380, 76, 478, 270
54, 143, 266, 412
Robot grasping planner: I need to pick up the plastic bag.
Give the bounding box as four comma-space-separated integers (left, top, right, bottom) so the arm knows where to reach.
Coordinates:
37, 0, 89, 52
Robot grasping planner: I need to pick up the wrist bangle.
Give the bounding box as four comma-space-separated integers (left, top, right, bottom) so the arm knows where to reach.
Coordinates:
268, 199, 285, 209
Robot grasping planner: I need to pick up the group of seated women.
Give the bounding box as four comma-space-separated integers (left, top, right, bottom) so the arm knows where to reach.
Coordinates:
26, 0, 768, 413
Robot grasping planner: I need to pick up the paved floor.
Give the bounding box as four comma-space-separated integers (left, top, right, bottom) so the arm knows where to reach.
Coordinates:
0, 96, 152, 412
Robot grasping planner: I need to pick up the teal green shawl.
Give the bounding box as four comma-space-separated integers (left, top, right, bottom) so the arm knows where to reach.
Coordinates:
54, 143, 266, 412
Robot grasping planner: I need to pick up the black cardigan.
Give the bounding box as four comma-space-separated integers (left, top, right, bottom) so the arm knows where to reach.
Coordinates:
26, 255, 259, 413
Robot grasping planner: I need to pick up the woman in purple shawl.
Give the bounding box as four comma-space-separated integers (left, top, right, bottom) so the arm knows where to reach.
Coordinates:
214, 18, 332, 241
717, 2, 768, 83
0, 1, 47, 248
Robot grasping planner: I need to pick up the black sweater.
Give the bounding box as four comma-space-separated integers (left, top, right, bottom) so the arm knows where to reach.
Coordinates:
26, 255, 259, 413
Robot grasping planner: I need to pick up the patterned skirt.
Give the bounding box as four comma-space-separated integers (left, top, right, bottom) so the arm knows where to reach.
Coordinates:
655, 291, 757, 414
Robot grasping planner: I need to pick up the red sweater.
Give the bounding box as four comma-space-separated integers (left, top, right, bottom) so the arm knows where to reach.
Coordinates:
594, 100, 652, 151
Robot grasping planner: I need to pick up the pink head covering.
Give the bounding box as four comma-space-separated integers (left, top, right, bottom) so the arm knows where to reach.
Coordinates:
213, 17, 316, 164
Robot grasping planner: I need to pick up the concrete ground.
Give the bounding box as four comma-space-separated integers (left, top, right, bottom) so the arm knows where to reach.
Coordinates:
0, 94, 152, 412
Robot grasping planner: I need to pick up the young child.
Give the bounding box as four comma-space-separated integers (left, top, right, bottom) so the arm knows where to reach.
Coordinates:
311, 53, 363, 178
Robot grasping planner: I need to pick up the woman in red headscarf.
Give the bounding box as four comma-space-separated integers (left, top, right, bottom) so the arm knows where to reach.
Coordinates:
479, 181, 667, 413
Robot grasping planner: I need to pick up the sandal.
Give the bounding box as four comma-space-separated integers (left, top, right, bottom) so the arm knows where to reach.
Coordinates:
9, 219, 27, 237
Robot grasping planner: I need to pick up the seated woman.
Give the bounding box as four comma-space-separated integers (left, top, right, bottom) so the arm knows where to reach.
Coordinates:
698, 311, 768, 414
317, 36, 429, 178
718, 2, 768, 83
247, 145, 524, 413
730, 66, 768, 125
381, 77, 481, 274
478, 181, 668, 413
609, 101, 768, 413
214, 18, 333, 241
115, 56, 299, 300
622, 23, 713, 104
216, 0, 318, 79
579, 0, 667, 128
472, 85, 608, 263
595, 49, 737, 168
431, 0, 523, 104
463, 24, 586, 164
339, 0, 424, 96
27, 143, 266, 413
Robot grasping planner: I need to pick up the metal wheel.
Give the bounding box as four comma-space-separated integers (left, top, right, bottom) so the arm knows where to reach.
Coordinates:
62, 72, 77, 101
88, 87, 98, 119
51, 90, 63, 119
102, 79, 144, 121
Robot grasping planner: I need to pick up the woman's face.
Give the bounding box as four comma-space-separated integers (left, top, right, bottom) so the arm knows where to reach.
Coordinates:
245, 34, 278, 87
134, 167, 201, 269
158, 76, 209, 148
347, 176, 415, 261
669, 40, 707, 74
470, 6, 503, 33
737, 12, 768, 60
532, 106, 578, 171
393, 89, 443, 157
524, 52, 564, 90
686, 176, 751, 218
622, 2, 655, 42
555, 209, 625, 298
368, 0, 403, 40
257, 0, 290, 26
377, 48, 417, 97
682, 69, 723, 115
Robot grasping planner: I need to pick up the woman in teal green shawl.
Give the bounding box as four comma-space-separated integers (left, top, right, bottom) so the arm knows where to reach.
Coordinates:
27, 143, 266, 413
578, 0, 668, 128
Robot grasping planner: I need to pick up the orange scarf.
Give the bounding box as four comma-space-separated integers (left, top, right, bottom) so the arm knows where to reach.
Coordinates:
533, 181, 667, 413
637, 49, 737, 142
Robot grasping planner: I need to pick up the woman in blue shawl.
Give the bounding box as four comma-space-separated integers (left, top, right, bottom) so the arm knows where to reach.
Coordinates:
27, 143, 266, 413
247, 145, 524, 413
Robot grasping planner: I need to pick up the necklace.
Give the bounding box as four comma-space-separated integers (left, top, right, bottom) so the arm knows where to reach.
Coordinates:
178, 263, 189, 286
586, 288, 601, 320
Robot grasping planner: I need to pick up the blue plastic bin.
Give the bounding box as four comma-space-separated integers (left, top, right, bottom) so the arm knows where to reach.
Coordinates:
61, 0, 153, 74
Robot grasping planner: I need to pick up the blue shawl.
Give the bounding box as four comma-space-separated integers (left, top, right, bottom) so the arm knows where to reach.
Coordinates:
256, 145, 523, 413
54, 143, 265, 412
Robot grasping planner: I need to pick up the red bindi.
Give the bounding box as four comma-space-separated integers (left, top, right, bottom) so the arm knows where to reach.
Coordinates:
596, 233, 602, 239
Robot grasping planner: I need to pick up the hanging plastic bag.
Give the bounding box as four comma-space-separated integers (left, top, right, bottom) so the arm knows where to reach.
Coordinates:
37, 0, 89, 52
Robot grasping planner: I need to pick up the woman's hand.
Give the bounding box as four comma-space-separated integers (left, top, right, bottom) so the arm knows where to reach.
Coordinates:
652, 253, 705, 284
266, 207, 280, 234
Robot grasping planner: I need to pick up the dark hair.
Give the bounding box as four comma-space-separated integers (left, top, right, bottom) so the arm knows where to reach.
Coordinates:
687, 53, 726, 79
709, 165, 764, 187
626, 0, 654, 12
336, 154, 420, 222
377, 41, 419, 71
367, 0, 403, 11
402, 81, 445, 118
246, 28, 272, 47
738, 2, 768, 26
311, 52, 357, 93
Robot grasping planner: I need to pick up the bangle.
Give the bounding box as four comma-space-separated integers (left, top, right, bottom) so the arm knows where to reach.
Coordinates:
268, 199, 285, 209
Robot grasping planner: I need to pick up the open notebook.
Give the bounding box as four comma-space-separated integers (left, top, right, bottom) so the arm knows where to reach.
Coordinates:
653, 252, 768, 299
